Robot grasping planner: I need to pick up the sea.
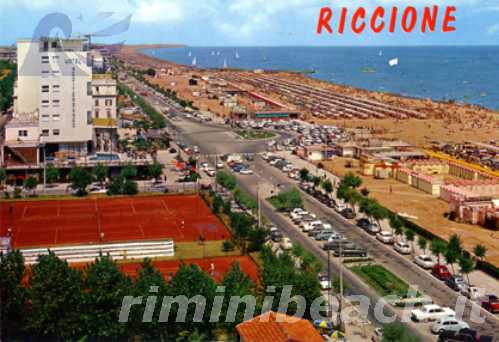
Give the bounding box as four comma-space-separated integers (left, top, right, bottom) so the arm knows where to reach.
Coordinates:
140, 46, 499, 110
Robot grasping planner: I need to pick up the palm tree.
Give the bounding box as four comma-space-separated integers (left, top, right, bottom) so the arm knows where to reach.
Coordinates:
474, 244, 487, 263
458, 255, 475, 286
321, 179, 333, 198
417, 236, 428, 254
431, 239, 447, 266
299, 168, 310, 183
445, 234, 463, 275
404, 229, 416, 255
370, 202, 388, 229
389, 215, 403, 236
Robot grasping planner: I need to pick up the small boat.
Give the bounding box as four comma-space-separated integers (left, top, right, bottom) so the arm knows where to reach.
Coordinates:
192, 56, 197, 66
216, 51, 220, 56
211, 51, 215, 56
235, 51, 240, 59
388, 58, 398, 67
379, 50, 383, 57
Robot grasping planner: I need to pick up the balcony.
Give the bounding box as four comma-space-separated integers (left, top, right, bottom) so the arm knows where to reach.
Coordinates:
92, 118, 117, 128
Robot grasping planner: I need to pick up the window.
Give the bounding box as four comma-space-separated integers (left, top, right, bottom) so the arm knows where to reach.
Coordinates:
41, 114, 50, 122
87, 111, 92, 124
41, 56, 49, 64
18, 130, 28, 137
41, 70, 50, 77
52, 70, 60, 76
41, 85, 49, 93
53, 129, 60, 136
41, 100, 49, 107
95, 109, 99, 118
51, 41, 57, 48
105, 99, 113, 106
41, 129, 49, 137
52, 85, 60, 92
94, 99, 99, 106
52, 99, 60, 106
107, 109, 111, 118
52, 114, 60, 121
87, 81, 92, 95
52, 55, 59, 60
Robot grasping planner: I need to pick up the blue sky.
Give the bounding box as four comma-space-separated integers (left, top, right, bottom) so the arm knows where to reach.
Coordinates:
1, 0, 499, 46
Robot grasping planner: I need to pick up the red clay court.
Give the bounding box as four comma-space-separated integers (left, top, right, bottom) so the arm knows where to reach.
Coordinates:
0, 195, 231, 248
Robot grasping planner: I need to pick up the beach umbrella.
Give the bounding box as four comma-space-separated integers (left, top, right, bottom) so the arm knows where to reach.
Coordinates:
330, 330, 344, 339
313, 320, 333, 330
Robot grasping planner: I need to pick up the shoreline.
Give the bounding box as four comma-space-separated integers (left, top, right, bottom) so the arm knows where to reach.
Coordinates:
115, 44, 499, 146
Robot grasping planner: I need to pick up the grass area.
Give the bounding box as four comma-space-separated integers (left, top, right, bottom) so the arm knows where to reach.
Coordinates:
235, 129, 276, 140
174, 241, 241, 259
351, 264, 417, 298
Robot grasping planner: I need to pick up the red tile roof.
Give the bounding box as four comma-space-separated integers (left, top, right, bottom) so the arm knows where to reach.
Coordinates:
236, 311, 323, 342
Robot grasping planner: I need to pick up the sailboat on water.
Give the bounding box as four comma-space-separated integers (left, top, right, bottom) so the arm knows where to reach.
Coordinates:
388, 58, 398, 67
192, 56, 197, 66
235, 51, 240, 59
188, 51, 192, 57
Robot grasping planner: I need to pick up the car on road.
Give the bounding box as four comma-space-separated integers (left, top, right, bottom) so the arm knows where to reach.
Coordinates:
460, 284, 484, 301
411, 304, 455, 322
318, 274, 332, 290
340, 208, 356, 219
216, 162, 224, 169
204, 168, 216, 177
315, 231, 335, 241
270, 229, 283, 243
239, 168, 254, 175
431, 317, 470, 335
376, 231, 394, 244
366, 223, 381, 235
394, 241, 412, 255
432, 264, 452, 281
478, 294, 499, 313
280, 237, 293, 250
445, 275, 466, 292
437, 328, 493, 342
323, 241, 355, 252
335, 202, 347, 213
414, 254, 436, 269
302, 220, 323, 232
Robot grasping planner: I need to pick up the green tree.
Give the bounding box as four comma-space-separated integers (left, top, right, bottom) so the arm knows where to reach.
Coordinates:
123, 179, 139, 195
299, 168, 310, 183
0, 250, 27, 339
45, 164, 60, 184
69, 167, 92, 196
168, 264, 217, 334
221, 263, 255, 329
417, 236, 428, 254
312, 176, 321, 190
404, 229, 415, 254
121, 164, 138, 180
216, 171, 236, 190
27, 252, 85, 340
369, 201, 388, 227
321, 179, 333, 198
271, 188, 304, 211
108, 175, 125, 195
148, 163, 163, 181
473, 244, 487, 262
0, 167, 6, 186
212, 194, 224, 214
445, 234, 463, 275
93, 164, 109, 186
84, 256, 133, 340
458, 254, 475, 286
24, 177, 38, 196
382, 322, 419, 342
247, 227, 269, 253
431, 239, 447, 265
342, 172, 362, 189
389, 215, 403, 236
131, 259, 168, 340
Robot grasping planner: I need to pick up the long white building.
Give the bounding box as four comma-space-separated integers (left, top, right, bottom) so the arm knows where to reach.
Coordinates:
2, 37, 117, 170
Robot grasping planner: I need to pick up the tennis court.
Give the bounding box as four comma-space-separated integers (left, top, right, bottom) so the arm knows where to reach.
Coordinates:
1, 195, 231, 248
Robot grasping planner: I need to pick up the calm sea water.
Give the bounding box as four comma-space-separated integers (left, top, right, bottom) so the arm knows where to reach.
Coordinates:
141, 46, 499, 110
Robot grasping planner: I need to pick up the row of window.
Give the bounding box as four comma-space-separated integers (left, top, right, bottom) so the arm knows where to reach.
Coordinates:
94, 99, 113, 106
41, 99, 60, 107
41, 55, 60, 64
41, 84, 60, 93
41, 114, 60, 122
41, 70, 60, 77
95, 109, 113, 119
41, 129, 60, 137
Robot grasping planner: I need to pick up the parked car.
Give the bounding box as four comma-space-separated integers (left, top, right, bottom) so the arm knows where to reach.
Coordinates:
445, 275, 466, 292
270, 229, 283, 243
333, 246, 367, 258
316, 231, 335, 241
365, 223, 381, 235
302, 220, 323, 232
394, 241, 412, 255
335, 203, 347, 213
323, 241, 356, 251
415, 254, 436, 269
340, 208, 356, 219
280, 237, 293, 250
431, 317, 470, 335
437, 328, 493, 342
216, 162, 224, 169
376, 231, 394, 244
411, 304, 455, 322
460, 285, 484, 301
478, 294, 499, 313
204, 168, 216, 177
357, 218, 370, 229
239, 168, 254, 175
432, 264, 452, 281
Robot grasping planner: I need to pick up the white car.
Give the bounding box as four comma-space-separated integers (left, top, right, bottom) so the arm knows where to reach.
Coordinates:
302, 220, 323, 232
318, 274, 332, 290
280, 237, 293, 250
431, 317, 469, 334
376, 231, 394, 244
334, 203, 347, 213
216, 162, 224, 169
200, 162, 209, 171
411, 304, 455, 322
327, 233, 345, 243
394, 241, 412, 255
239, 169, 253, 175
414, 254, 436, 269
460, 284, 484, 300
204, 168, 216, 177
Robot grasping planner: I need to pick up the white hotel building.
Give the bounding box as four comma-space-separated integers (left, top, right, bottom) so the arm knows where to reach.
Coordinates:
1, 37, 118, 170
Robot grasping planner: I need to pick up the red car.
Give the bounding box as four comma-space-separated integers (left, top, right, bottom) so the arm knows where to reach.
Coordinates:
432, 264, 451, 281
479, 294, 499, 313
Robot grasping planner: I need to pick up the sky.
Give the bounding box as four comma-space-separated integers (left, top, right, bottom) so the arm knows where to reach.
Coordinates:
1, 0, 499, 46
